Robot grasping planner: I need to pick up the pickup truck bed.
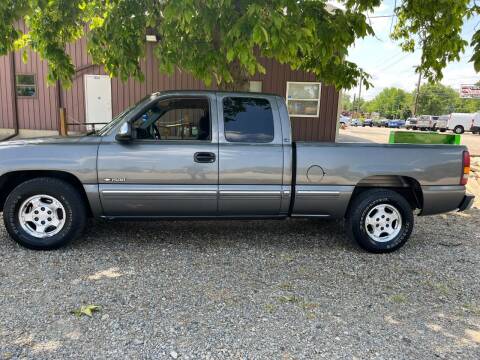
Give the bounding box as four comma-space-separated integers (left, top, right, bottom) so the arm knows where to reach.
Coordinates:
0, 90, 474, 253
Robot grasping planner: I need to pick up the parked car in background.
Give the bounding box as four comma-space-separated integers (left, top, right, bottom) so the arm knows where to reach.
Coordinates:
362, 119, 373, 127
351, 118, 361, 127
388, 119, 406, 128
447, 113, 476, 134
0, 90, 474, 253
374, 119, 388, 127
417, 115, 439, 131
405, 117, 417, 130
435, 115, 449, 132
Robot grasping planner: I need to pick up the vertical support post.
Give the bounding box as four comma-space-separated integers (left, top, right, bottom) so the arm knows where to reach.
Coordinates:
413, 71, 422, 116
59, 107, 68, 136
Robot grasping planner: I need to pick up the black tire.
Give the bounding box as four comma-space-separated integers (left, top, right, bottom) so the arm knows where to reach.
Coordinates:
453, 125, 464, 134
440, 129, 446, 133
346, 189, 414, 253
3, 177, 86, 250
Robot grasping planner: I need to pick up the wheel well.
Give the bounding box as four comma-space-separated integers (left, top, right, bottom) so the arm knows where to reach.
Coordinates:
347, 175, 423, 213
0, 170, 92, 216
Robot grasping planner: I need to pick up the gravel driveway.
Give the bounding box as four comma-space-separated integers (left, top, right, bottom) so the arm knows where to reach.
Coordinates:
1, 210, 479, 359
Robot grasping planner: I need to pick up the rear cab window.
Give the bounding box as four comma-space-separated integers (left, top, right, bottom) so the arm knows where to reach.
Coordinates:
222, 97, 274, 143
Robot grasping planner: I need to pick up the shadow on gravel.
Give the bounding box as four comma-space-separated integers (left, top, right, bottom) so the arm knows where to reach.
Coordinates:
73, 218, 358, 253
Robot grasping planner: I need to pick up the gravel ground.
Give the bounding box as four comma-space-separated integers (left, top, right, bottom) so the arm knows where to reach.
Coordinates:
1, 210, 480, 359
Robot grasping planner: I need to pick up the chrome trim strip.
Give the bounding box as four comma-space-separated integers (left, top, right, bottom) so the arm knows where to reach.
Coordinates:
296, 190, 340, 195
102, 190, 218, 195
220, 191, 281, 195
291, 214, 331, 218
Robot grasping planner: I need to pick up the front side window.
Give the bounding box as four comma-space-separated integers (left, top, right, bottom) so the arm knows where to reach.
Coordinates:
223, 97, 274, 143
132, 97, 210, 141
16, 74, 36, 97
286, 82, 321, 117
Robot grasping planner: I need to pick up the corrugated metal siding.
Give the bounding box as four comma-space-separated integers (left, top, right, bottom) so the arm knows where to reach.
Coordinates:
2, 29, 339, 141
0, 54, 14, 130
12, 21, 59, 131
250, 57, 338, 142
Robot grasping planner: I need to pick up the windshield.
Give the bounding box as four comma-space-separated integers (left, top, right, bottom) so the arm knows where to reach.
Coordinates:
95, 95, 155, 136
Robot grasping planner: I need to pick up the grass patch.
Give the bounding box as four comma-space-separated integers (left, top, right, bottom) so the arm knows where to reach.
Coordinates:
278, 282, 294, 291
389, 294, 407, 304
264, 303, 277, 314
278, 295, 303, 304
422, 280, 453, 296
462, 303, 480, 316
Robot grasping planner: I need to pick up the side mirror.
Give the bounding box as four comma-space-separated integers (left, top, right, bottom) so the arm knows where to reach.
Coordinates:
115, 122, 132, 142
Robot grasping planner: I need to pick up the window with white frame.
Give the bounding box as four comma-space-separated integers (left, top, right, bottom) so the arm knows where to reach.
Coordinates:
286, 82, 321, 117
249, 81, 262, 93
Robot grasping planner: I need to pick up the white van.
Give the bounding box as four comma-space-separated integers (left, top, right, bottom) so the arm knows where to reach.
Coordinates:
447, 113, 476, 134
471, 112, 480, 134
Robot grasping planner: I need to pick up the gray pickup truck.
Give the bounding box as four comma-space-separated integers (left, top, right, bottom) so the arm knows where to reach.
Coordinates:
0, 91, 474, 252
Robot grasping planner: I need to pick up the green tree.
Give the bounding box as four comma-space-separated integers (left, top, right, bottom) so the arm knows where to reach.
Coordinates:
0, 1, 479, 90
0, 0, 377, 90
392, 0, 478, 82
341, 93, 352, 111
352, 97, 366, 112
365, 88, 413, 119
415, 83, 458, 115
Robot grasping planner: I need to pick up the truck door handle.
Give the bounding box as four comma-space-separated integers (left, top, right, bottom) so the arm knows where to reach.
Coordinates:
194, 152, 216, 163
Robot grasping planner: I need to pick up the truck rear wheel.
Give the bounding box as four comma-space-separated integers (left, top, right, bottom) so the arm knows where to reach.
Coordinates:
346, 189, 414, 253
3, 178, 86, 250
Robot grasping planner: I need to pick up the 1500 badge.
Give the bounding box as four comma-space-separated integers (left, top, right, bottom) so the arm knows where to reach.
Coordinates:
103, 178, 126, 183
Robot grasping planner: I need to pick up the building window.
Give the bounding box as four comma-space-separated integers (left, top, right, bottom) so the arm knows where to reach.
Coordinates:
286, 82, 321, 117
16, 74, 36, 97
223, 97, 274, 143
249, 81, 263, 93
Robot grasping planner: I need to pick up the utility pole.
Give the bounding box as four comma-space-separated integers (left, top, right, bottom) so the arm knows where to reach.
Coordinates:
413, 71, 421, 116
357, 76, 362, 113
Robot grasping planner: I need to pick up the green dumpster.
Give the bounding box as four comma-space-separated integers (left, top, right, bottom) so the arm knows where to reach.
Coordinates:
389, 131, 461, 145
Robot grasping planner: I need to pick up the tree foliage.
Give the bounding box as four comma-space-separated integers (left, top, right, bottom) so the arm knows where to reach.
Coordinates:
341, 93, 352, 111
415, 83, 480, 115
392, 0, 473, 82
364, 88, 413, 119
362, 84, 480, 119
0, 0, 478, 90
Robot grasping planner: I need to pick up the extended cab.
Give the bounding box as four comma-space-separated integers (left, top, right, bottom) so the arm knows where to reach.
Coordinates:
0, 91, 474, 252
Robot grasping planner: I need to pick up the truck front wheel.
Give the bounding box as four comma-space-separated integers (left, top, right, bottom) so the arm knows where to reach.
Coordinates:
346, 189, 414, 253
453, 125, 464, 134
3, 177, 86, 250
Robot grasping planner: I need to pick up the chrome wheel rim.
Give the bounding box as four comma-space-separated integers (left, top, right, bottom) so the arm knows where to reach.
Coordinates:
18, 195, 66, 238
364, 204, 402, 243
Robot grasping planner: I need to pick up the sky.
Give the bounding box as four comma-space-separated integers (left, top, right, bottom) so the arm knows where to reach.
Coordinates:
330, 0, 480, 100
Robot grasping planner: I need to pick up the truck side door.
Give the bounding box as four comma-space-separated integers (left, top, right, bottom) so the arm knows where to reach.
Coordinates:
97, 94, 218, 217
217, 94, 287, 216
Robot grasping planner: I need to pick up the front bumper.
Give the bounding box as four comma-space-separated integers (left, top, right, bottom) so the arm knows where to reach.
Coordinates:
458, 194, 475, 212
